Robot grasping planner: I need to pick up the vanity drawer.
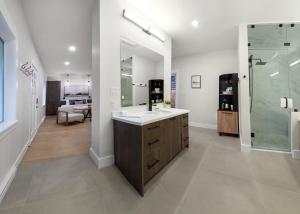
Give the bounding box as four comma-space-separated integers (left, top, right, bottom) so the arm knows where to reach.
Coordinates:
144, 137, 161, 155
143, 122, 161, 141
144, 149, 161, 184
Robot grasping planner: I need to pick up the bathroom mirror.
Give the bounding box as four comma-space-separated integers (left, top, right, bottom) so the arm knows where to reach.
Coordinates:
120, 38, 164, 107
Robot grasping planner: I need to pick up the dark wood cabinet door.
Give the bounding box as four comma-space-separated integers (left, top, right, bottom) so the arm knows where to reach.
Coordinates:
168, 117, 181, 158
46, 81, 61, 115
181, 114, 189, 148
160, 120, 172, 165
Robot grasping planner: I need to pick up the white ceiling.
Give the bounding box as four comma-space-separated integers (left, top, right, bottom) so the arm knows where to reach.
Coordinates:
21, 0, 300, 72
22, 0, 95, 75
127, 0, 300, 57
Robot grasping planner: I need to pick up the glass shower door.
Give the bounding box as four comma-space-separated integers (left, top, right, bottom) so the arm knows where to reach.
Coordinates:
250, 49, 291, 151
248, 24, 291, 152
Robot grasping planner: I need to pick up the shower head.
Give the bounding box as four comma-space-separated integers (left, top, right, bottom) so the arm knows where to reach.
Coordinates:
256, 61, 267, 65
249, 55, 267, 65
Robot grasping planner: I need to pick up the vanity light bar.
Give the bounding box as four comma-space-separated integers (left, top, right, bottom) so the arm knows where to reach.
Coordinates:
122, 9, 166, 43
148, 28, 166, 43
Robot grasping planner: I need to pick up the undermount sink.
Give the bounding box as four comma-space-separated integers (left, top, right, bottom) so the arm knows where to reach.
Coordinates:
119, 109, 173, 118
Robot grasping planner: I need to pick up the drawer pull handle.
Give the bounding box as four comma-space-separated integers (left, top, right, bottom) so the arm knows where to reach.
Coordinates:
183, 116, 188, 119
183, 124, 188, 128
148, 125, 159, 130
170, 117, 176, 121
148, 139, 160, 146
148, 159, 160, 169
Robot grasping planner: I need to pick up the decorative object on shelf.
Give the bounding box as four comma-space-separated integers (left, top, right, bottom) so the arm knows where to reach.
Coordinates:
164, 100, 171, 108
132, 83, 147, 87
191, 75, 201, 88
20, 61, 35, 76
149, 79, 164, 110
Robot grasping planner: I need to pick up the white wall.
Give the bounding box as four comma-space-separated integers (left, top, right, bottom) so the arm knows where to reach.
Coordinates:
91, 0, 100, 162
90, 0, 172, 168
173, 50, 238, 129
155, 60, 164, 79
132, 55, 163, 106
0, 0, 46, 201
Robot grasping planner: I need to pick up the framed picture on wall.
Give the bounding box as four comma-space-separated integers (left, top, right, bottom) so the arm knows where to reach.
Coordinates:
191, 75, 201, 88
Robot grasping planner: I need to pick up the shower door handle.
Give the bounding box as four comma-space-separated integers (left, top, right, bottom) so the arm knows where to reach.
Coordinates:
280, 98, 293, 109
280, 97, 288, 108
287, 98, 293, 109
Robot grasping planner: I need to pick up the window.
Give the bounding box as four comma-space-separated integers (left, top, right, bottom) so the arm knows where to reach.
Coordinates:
0, 11, 17, 132
0, 37, 4, 123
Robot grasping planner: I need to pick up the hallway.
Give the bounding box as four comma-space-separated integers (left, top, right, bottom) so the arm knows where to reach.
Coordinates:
1, 127, 300, 214
22, 117, 91, 163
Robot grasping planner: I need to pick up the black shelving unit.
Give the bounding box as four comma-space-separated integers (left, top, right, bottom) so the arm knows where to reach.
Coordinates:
217, 73, 239, 137
219, 74, 238, 111
149, 79, 164, 106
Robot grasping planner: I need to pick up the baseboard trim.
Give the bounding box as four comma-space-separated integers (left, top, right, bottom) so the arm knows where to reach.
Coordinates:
30, 116, 45, 145
189, 122, 217, 130
292, 150, 300, 159
0, 165, 17, 204
241, 143, 251, 152
0, 116, 45, 204
89, 148, 114, 169
0, 138, 30, 204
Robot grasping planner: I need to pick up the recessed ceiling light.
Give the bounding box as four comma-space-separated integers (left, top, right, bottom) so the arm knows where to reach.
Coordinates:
191, 20, 199, 28
64, 61, 70, 66
68, 46, 77, 52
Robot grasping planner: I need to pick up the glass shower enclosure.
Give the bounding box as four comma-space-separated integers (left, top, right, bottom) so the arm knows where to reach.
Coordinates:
248, 23, 300, 152
121, 57, 133, 107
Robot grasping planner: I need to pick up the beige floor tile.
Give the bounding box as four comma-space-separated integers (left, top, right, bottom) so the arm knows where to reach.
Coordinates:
2, 127, 300, 214
179, 169, 265, 214
259, 184, 300, 214
247, 151, 300, 192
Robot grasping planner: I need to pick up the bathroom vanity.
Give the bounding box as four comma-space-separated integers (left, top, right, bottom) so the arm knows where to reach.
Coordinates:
112, 109, 189, 196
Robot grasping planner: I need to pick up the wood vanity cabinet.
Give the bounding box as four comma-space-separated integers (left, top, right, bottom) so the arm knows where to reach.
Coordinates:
113, 113, 189, 196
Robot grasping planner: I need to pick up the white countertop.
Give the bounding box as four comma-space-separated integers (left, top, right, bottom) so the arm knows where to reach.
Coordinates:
112, 108, 190, 126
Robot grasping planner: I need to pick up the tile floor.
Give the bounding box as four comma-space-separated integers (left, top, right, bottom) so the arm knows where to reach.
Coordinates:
1, 127, 300, 214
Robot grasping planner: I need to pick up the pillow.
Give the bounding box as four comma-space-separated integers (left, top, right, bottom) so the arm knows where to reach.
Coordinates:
74, 101, 84, 105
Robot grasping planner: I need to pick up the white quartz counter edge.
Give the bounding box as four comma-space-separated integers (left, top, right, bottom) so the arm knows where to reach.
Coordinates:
112, 109, 190, 126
